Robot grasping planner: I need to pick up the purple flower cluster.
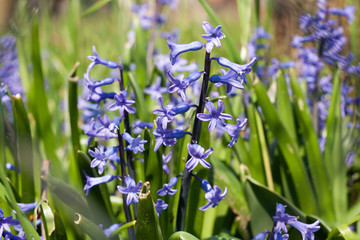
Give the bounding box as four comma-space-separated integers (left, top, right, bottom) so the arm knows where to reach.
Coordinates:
253, 203, 320, 240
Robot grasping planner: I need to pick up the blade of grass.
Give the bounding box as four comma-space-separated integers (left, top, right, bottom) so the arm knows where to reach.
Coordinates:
81, 0, 113, 18
289, 69, 334, 223
30, 12, 60, 175
323, 70, 346, 224
252, 78, 317, 214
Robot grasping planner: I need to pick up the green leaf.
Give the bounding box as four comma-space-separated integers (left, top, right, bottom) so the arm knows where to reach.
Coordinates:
30, 12, 60, 175
40, 202, 56, 239
81, 0, 113, 18
289, 69, 334, 222
323, 70, 346, 224
127, 72, 149, 122
74, 213, 108, 240
45, 176, 90, 218
136, 182, 163, 240
236, 0, 253, 47
11, 94, 35, 202
327, 224, 359, 240
68, 62, 81, 158
169, 231, 199, 240
49, 211, 68, 240
244, 176, 306, 235
211, 157, 249, 216
143, 128, 163, 201
252, 78, 317, 214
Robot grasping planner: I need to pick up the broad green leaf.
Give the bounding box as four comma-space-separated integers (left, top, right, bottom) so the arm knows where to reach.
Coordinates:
327, 224, 358, 240
11, 94, 35, 202
0, 99, 40, 240
136, 182, 163, 240
197, 0, 240, 62
211, 157, 249, 216
169, 231, 199, 240
289, 70, 334, 222
30, 13, 60, 176
45, 176, 90, 218
277, 71, 296, 142
247, 100, 265, 184
252, 78, 317, 214
77, 151, 116, 226
244, 177, 306, 235
49, 211, 68, 240
40, 202, 56, 239
323, 70, 346, 223
74, 213, 108, 240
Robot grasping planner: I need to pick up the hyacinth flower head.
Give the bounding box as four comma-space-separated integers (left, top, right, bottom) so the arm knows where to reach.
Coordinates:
122, 132, 147, 154
186, 143, 213, 172
157, 176, 178, 196
224, 118, 248, 147
144, 76, 168, 100
117, 176, 142, 206
107, 90, 136, 116
167, 70, 203, 101
199, 185, 227, 211
201, 21, 225, 53
210, 69, 245, 93
215, 57, 257, 84
167, 38, 204, 65
155, 199, 168, 216
83, 171, 116, 196
197, 99, 233, 132
85, 46, 119, 80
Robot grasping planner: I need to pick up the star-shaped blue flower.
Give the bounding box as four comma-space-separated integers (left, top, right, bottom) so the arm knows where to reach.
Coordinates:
122, 132, 147, 154
107, 90, 136, 116
199, 185, 227, 211
186, 143, 213, 172
117, 176, 142, 206
157, 176, 178, 196
201, 21, 225, 53
197, 99, 232, 132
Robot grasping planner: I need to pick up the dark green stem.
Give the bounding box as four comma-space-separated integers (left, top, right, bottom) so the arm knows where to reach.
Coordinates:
117, 129, 135, 240
176, 51, 211, 231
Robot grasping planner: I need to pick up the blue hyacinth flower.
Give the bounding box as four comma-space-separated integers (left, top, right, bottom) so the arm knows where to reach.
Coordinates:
214, 57, 256, 84
186, 143, 213, 172
167, 38, 204, 65
157, 176, 178, 196
117, 176, 142, 206
201, 21, 225, 53
199, 185, 227, 211
155, 199, 168, 216
107, 90, 136, 116
86, 46, 119, 80
122, 132, 147, 154
197, 99, 233, 132
83, 171, 115, 196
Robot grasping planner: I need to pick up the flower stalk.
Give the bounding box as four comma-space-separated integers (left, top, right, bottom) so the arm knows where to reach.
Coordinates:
176, 51, 211, 231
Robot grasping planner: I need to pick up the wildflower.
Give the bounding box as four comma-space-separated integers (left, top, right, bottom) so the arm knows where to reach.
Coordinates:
87, 87, 116, 105
85, 77, 117, 94
199, 185, 227, 211
0, 209, 20, 238
122, 132, 147, 154
152, 117, 177, 152
200, 179, 212, 192
197, 100, 232, 132
167, 39, 204, 65
186, 143, 213, 171
153, 97, 194, 128
155, 199, 168, 216
0, 35, 23, 96
117, 176, 142, 206
89, 146, 117, 174
157, 0, 177, 10
157, 176, 178, 196
17, 202, 37, 214
201, 21, 225, 53
162, 151, 172, 174
95, 114, 121, 140
329, 5, 355, 23
252, 232, 268, 240
102, 223, 122, 237
83, 171, 115, 196
209, 69, 245, 93
144, 76, 168, 100
167, 71, 203, 101
272, 203, 298, 233
107, 90, 136, 116
214, 57, 256, 84
86, 46, 119, 80
288, 220, 320, 240
224, 118, 248, 147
